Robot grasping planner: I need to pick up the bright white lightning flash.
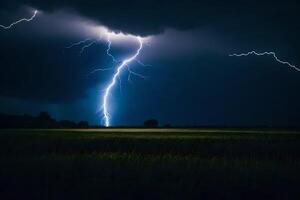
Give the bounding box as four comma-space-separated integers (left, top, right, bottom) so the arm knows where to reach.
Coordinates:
64, 28, 148, 127
0, 10, 38, 30
65, 38, 91, 49
106, 36, 118, 63
230, 51, 300, 72
102, 36, 143, 127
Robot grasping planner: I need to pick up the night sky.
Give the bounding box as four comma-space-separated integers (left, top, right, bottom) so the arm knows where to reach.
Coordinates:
0, 0, 299, 126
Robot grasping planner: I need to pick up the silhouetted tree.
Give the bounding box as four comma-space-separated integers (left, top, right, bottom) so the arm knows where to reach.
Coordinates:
0, 112, 91, 129
144, 119, 159, 127
78, 121, 89, 128
37, 112, 56, 128
38, 112, 52, 121
164, 124, 172, 128
59, 120, 77, 128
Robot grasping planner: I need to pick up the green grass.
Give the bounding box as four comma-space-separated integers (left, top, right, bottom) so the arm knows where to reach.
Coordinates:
1, 129, 300, 199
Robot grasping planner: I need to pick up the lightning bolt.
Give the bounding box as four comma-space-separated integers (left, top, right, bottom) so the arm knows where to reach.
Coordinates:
106, 35, 118, 63
65, 38, 91, 49
230, 51, 300, 72
0, 10, 38, 30
80, 40, 98, 54
102, 37, 143, 127
2, 9, 147, 127
64, 30, 148, 127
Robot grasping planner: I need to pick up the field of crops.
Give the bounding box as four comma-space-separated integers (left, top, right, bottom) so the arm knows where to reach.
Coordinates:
1, 129, 300, 199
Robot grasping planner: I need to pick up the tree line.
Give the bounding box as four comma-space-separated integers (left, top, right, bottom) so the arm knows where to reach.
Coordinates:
0, 112, 161, 128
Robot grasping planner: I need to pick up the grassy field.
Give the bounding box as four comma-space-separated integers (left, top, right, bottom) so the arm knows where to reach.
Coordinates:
1, 129, 300, 199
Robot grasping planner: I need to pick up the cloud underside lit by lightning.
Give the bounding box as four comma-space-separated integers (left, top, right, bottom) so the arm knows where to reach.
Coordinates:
0, 8, 148, 127
0, 10, 38, 30
229, 51, 300, 72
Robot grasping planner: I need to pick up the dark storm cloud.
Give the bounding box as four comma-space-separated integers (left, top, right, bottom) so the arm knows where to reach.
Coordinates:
1, 0, 300, 126
0, 7, 148, 103
0, 23, 110, 102
3, 1, 300, 62
1, 0, 299, 36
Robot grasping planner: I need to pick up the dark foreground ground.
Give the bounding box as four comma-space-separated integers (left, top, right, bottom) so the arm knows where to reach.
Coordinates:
1, 129, 300, 200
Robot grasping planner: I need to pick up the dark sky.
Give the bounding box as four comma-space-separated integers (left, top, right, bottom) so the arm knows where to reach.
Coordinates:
0, 0, 299, 126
